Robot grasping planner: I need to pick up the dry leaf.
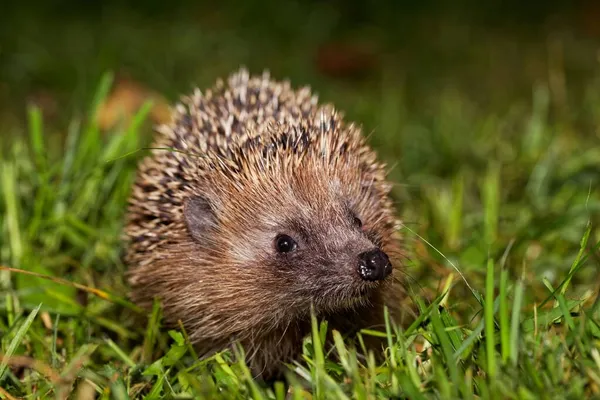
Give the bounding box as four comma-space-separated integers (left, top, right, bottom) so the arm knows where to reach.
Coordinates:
97, 76, 171, 131
316, 40, 379, 79
27, 89, 59, 120
40, 311, 53, 330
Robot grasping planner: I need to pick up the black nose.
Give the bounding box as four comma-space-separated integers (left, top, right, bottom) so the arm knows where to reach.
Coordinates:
357, 249, 392, 281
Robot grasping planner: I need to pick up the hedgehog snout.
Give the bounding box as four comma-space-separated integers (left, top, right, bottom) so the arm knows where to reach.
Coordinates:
357, 249, 392, 281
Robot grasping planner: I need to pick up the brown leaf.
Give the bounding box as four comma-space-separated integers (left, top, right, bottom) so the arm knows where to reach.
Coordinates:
40, 311, 53, 330
27, 89, 59, 120
316, 40, 379, 79
74, 379, 97, 400
578, 0, 600, 38
97, 77, 171, 131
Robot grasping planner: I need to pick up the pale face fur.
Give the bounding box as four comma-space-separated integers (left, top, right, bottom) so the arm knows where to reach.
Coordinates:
125, 69, 403, 379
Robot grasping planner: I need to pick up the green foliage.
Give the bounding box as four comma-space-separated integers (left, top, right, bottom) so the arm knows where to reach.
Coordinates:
1, 6, 600, 397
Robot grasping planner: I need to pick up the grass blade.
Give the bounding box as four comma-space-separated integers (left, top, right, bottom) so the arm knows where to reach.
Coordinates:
560, 220, 591, 296
430, 306, 459, 397
0, 303, 42, 382
483, 162, 500, 245
499, 268, 509, 363
510, 275, 524, 367
485, 258, 496, 379
0, 266, 143, 313
1, 162, 23, 267
27, 104, 45, 171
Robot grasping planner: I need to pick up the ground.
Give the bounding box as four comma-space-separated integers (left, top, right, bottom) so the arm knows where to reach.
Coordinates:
0, 1, 599, 399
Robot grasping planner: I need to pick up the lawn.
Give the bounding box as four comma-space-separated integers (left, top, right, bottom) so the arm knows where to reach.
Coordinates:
1, 2, 600, 399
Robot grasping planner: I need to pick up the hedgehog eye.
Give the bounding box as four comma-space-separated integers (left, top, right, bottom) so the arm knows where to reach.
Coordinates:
353, 216, 363, 228
275, 234, 298, 253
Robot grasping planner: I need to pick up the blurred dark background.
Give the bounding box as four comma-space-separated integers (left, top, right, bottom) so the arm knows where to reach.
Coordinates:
0, 0, 599, 176
1, 0, 597, 124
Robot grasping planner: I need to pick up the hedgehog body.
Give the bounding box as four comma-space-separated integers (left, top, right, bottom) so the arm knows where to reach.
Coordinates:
125, 68, 403, 379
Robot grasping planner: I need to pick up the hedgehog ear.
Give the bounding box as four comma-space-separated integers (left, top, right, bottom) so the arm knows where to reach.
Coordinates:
183, 195, 216, 242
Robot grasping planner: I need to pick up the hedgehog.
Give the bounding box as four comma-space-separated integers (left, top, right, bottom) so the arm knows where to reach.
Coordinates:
124, 68, 404, 380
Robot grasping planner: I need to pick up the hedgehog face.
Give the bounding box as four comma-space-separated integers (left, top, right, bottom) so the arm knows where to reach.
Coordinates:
182, 163, 396, 318
261, 196, 394, 313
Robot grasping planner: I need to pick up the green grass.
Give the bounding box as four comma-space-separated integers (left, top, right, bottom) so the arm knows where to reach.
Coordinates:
1, 3, 600, 398
0, 73, 598, 399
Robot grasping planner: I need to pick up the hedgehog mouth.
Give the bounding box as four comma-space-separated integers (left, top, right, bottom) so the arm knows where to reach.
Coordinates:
357, 285, 373, 297
352, 282, 380, 301
338, 287, 376, 310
